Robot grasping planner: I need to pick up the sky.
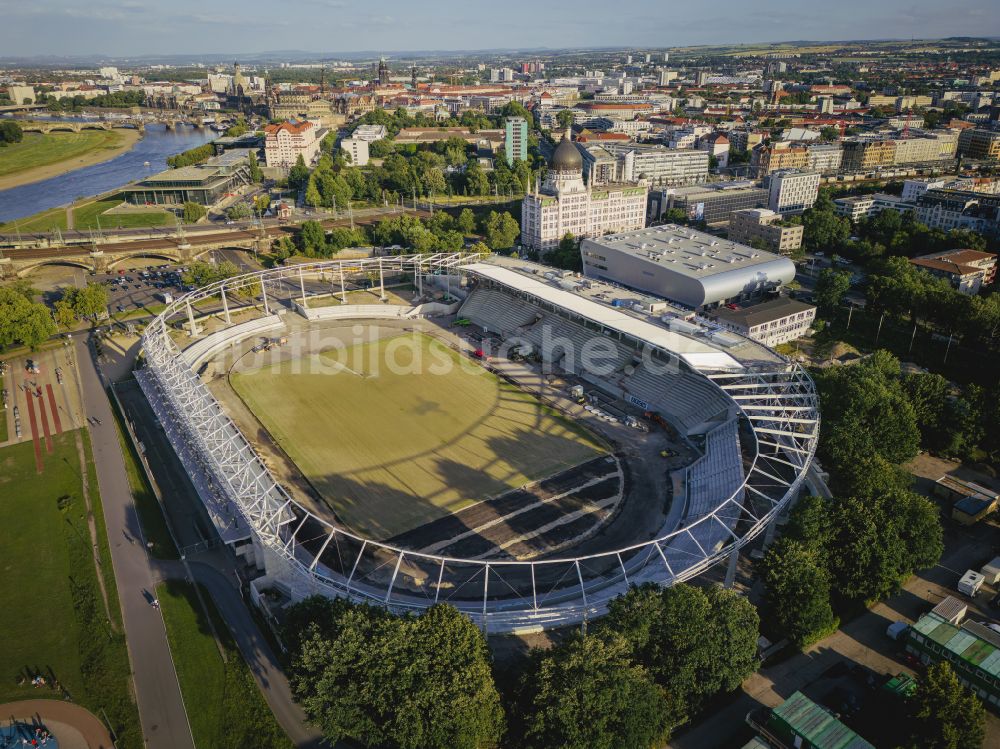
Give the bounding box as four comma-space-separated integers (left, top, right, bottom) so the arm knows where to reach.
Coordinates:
2, 0, 999, 59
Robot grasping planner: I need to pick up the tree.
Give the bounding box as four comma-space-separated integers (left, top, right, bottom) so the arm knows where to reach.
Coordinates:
760, 538, 838, 647
61, 283, 109, 319
814, 268, 851, 314
801, 206, 850, 252
0, 287, 57, 349
556, 109, 575, 130
814, 351, 920, 477
820, 125, 840, 141
298, 220, 327, 255
457, 208, 476, 234
254, 194, 271, 214
226, 203, 252, 221
602, 583, 759, 721
906, 661, 986, 749
304, 173, 324, 208
182, 260, 240, 288
54, 300, 77, 328
0, 120, 23, 145
482, 211, 520, 251
287, 154, 310, 193
549, 232, 582, 271
247, 151, 263, 183
516, 632, 673, 749
286, 599, 504, 749
182, 201, 206, 223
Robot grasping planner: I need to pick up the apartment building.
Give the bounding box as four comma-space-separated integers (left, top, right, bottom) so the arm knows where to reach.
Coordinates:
728, 208, 804, 254
916, 189, 1000, 232
910, 249, 997, 295
804, 142, 843, 174
958, 128, 1000, 160
841, 138, 897, 172
751, 142, 809, 176
834, 195, 876, 222
263, 120, 324, 169
340, 137, 369, 166
648, 181, 768, 225
504, 116, 528, 163
766, 170, 821, 215
600, 142, 710, 186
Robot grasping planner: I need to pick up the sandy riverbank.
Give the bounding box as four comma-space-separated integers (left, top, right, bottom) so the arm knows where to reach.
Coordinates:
0, 128, 143, 191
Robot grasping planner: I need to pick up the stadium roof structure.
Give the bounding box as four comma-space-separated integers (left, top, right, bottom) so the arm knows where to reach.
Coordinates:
461, 262, 743, 371
136, 253, 819, 633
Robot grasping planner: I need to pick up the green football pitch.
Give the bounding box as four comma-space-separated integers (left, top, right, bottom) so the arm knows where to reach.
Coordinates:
230, 333, 604, 539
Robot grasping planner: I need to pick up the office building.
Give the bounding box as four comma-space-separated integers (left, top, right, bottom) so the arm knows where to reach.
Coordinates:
648, 181, 769, 226
728, 208, 804, 254
263, 120, 324, 170
902, 178, 948, 202
766, 170, 821, 215
708, 297, 816, 347
600, 142, 710, 186
123, 150, 252, 206
504, 116, 528, 163
834, 195, 876, 222
804, 143, 843, 174
520, 132, 647, 253
579, 225, 795, 308
340, 137, 369, 166
351, 124, 388, 142
958, 128, 1000, 160
6, 85, 35, 105
910, 249, 997, 295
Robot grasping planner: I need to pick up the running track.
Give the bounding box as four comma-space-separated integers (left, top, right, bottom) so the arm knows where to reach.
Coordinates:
23, 383, 43, 473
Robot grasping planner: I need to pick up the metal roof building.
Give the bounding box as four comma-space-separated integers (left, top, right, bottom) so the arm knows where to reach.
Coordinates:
747, 691, 875, 749
580, 224, 796, 309
906, 612, 1000, 708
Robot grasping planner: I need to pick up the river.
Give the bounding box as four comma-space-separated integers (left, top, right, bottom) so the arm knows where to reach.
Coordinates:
0, 120, 216, 224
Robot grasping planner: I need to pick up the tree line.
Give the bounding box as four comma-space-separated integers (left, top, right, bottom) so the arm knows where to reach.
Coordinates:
283, 582, 760, 749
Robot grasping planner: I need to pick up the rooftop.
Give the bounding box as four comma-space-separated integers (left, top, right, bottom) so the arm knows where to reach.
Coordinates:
582, 224, 790, 281
770, 691, 875, 749
911, 612, 1000, 680
264, 120, 314, 135
710, 297, 816, 329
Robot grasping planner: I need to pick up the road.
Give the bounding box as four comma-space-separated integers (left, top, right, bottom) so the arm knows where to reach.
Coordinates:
74, 336, 196, 749
153, 557, 326, 748
1, 205, 429, 254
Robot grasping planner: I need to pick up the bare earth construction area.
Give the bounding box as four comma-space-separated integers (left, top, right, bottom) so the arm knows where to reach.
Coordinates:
229, 332, 606, 540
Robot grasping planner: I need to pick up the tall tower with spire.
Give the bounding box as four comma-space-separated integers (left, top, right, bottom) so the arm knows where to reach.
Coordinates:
377, 57, 390, 86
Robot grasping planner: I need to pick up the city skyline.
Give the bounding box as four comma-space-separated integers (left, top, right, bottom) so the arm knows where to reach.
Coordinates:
3, 0, 1000, 59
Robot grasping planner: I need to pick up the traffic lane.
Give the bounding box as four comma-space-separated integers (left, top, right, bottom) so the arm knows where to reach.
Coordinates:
75, 338, 195, 749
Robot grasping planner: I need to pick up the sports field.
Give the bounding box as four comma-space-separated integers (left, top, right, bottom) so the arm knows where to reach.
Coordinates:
230, 333, 604, 538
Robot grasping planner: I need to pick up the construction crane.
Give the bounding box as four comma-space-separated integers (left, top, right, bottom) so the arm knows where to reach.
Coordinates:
900, 109, 914, 139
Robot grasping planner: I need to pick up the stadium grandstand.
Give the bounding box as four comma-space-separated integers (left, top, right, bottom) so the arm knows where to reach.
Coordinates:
136, 252, 818, 633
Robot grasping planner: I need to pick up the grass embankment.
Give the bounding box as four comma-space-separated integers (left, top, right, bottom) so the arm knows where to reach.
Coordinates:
108, 395, 178, 558
156, 579, 293, 749
4, 195, 171, 233
0, 130, 132, 182
0, 431, 141, 747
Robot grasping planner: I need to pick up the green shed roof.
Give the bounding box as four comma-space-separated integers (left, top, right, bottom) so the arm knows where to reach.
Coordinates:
770, 692, 875, 749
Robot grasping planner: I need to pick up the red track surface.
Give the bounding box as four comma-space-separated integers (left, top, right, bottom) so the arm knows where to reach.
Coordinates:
46, 384, 62, 434
23, 384, 43, 473
37, 387, 53, 454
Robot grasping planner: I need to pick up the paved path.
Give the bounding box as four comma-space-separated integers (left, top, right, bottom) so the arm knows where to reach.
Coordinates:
0, 699, 113, 749
153, 557, 326, 748
74, 338, 195, 749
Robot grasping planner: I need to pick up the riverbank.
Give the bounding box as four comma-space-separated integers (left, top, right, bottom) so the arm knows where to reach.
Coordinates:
0, 128, 143, 191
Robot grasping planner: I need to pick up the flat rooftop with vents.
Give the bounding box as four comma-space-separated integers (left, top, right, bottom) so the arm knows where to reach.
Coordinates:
580, 224, 796, 308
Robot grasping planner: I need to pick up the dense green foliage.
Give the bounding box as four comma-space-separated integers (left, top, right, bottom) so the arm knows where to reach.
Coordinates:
182, 201, 207, 223
514, 632, 672, 749
0, 284, 56, 348
166, 143, 215, 168
54, 282, 109, 326
247, 151, 263, 183
182, 260, 240, 287
759, 538, 838, 647
905, 662, 986, 749
549, 232, 582, 271
481, 210, 521, 251
0, 120, 24, 146
599, 583, 760, 723
291, 219, 368, 257
40, 90, 145, 110
284, 598, 504, 749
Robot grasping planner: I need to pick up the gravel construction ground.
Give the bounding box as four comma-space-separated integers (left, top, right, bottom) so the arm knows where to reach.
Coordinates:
229, 332, 605, 539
